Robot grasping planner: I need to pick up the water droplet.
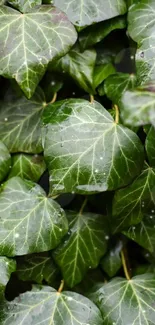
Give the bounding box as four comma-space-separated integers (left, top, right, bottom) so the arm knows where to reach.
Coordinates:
105, 235, 109, 240
72, 191, 75, 194
89, 266, 92, 269
4, 117, 8, 121
72, 92, 75, 95
140, 52, 144, 58
152, 209, 155, 213
95, 169, 98, 173
51, 81, 55, 86
150, 215, 153, 219
15, 233, 19, 238
59, 228, 62, 232
62, 70, 65, 74
142, 310, 146, 313
132, 226, 136, 230
9, 166, 11, 169
130, 55, 134, 60
103, 172, 106, 175
67, 296, 73, 301
100, 157, 103, 160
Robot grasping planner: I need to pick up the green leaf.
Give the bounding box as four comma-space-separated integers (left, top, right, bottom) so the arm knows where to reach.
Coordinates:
0, 176, 68, 257
93, 64, 116, 89
0, 257, 16, 299
79, 16, 126, 51
53, 211, 109, 287
112, 165, 155, 233
8, 154, 46, 182
145, 127, 155, 167
54, 0, 127, 30
104, 73, 137, 105
17, 253, 59, 285
101, 239, 123, 277
49, 45, 96, 94
0, 89, 44, 153
88, 274, 155, 325
7, 0, 41, 13
120, 83, 155, 126
0, 141, 11, 182
123, 214, 155, 253
128, 1, 155, 84
0, 285, 103, 325
42, 99, 144, 195
0, 6, 77, 98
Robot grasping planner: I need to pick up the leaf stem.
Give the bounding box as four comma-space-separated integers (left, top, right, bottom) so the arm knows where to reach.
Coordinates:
114, 105, 119, 124
79, 197, 87, 216
50, 92, 57, 104
121, 248, 131, 281
57, 280, 64, 293
90, 95, 94, 104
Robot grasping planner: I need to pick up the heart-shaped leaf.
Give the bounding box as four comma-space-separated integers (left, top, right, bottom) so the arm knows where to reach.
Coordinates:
54, 0, 127, 30
0, 257, 16, 299
0, 5, 77, 98
88, 274, 155, 325
7, 0, 41, 13
42, 99, 144, 195
0, 141, 11, 182
93, 64, 116, 89
101, 239, 123, 277
0, 176, 68, 257
53, 210, 109, 287
112, 165, 155, 232
8, 154, 46, 182
146, 126, 155, 167
0, 285, 103, 325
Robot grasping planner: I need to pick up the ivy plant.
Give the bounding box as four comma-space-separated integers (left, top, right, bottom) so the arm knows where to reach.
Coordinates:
1, 0, 155, 324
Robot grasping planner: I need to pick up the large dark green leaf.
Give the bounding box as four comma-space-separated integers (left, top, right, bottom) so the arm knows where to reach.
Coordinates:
88, 274, 155, 324
54, 0, 127, 30
42, 99, 144, 195
0, 257, 16, 299
146, 126, 155, 167
53, 211, 109, 287
79, 16, 126, 51
8, 154, 46, 182
0, 90, 44, 153
0, 6, 77, 98
49, 45, 96, 94
7, 0, 41, 13
17, 253, 59, 285
0, 285, 103, 325
0, 177, 68, 257
112, 166, 155, 233
0, 141, 11, 182
101, 239, 123, 277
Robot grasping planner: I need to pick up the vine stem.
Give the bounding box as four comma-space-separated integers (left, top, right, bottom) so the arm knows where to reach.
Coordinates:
90, 95, 94, 104
79, 197, 87, 216
57, 280, 64, 293
114, 105, 119, 124
50, 92, 57, 104
121, 248, 131, 281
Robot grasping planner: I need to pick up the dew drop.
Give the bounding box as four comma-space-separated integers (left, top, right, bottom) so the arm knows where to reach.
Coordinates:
130, 55, 134, 60
132, 226, 136, 230
105, 235, 109, 240
95, 169, 98, 173
89, 266, 92, 269
51, 81, 55, 86
59, 228, 62, 232
103, 172, 106, 175
15, 233, 19, 238
67, 296, 73, 301
4, 117, 8, 121
140, 52, 144, 58
152, 209, 155, 213
100, 157, 103, 160
72, 92, 75, 95
150, 215, 153, 219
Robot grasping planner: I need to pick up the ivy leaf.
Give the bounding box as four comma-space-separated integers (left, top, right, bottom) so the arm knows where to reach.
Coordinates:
0, 285, 103, 325
79, 16, 126, 51
16, 253, 59, 285
112, 166, 155, 233
0, 5, 77, 98
146, 127, 155, 167
88, 274, 155, 325
0, 257, 16, 299
53, 211, 109, 287
93, 64, 116, 89
0, 176, 68, 257
54, 0, 127, 30
101, 239, 123, 277
120, 84, 155, 126
104, 73, 137, 105
7, 0, 41, 13
0, 89, 45, 153
0, 141, 11, 182
42, 99, 144, 195
123, 214, 155, 253
49, 45, 96, 94
8, 154, 46, 182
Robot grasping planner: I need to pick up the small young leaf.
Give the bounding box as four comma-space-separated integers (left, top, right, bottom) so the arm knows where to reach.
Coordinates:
0, 285, 103, 325
93, 64, 116, 89
42, 99, 144, 195
146, 126, 155, 167
53, 211, 109, 287
0, 141, 11, 182
8, 0, 41, 13
0, 6, 77, 98
88, 274, 155, 324
101, 239, 123, 277
8, 154, 46, 182
0, 177, 68, 257
112, 166, 155, 232
17, 253, 59, 285
54, 0, 127, 29
0, 257, 16, 299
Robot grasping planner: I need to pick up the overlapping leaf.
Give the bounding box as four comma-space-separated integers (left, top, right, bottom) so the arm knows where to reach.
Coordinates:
112, 166, 155, 232
0, 257, 16, 299
0, 176, 68, 257
17, 253, 59, 285
0, 141, 11, 182
0, 90, 44, 153
88, 274, 155, 325
101, 239, 123, 277
0, 285, 103, 325
7, 0, 41, 13
42, 99, 144, 195
53, 211, 109, 287
0, 5, 77, 98
93, 64, 116, 89
54, 0, 127, 29
146, 126, 155, 167
8, 154, 46, 181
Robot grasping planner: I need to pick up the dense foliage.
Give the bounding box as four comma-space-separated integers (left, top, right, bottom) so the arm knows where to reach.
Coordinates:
0, 0, 155, 324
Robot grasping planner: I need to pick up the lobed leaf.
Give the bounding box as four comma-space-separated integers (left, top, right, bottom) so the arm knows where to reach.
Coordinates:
0, 141, 11, 182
